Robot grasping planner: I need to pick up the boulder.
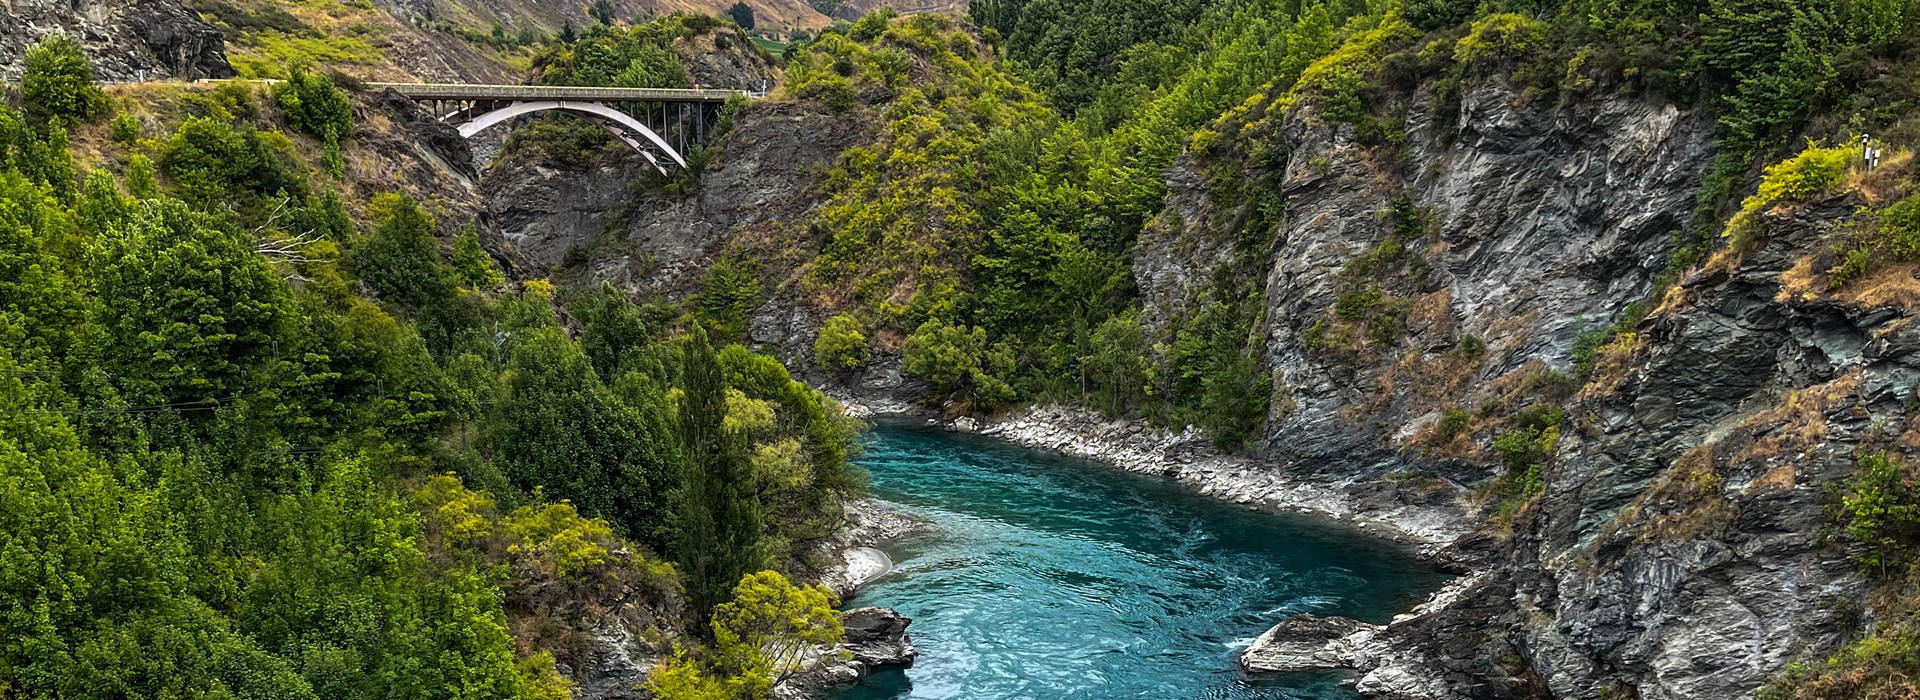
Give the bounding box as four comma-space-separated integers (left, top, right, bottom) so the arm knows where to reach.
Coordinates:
841, 607, 916, 670
1238, 613, 1371, 674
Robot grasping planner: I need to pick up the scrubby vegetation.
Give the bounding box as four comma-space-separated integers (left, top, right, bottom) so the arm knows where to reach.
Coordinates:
0, 38, 861, 698
1759, 450, 1920, 699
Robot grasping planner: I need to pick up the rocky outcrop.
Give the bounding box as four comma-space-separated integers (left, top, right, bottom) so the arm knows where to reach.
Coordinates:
0, 0, 234, 81
1145, 68, 1902, 698
674, 26, 779, 91
1145, 78, 1715, 484
555, 101, 872, 299
773, 607, 917, 699
1501, 198, 1887, 699
1239, 613, 1371, 673
482, 148, 650, 270
841, 607, 917, 670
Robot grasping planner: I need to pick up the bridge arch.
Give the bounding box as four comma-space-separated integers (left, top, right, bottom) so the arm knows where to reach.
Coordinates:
457, 100, 689, 171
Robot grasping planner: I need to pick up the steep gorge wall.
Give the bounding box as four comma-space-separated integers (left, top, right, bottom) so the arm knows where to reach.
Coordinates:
1146, 78, 1715, 483
1151, 69, 1897, 699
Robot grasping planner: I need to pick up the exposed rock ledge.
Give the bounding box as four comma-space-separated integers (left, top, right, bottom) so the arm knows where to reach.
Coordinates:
968, 404, 1471, 549
773, 607, 917, 699
1237, 573, 1494, 698
811, 497, 919, 598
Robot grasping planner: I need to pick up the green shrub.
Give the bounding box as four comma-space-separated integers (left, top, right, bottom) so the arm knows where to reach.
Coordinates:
273, 64, 354, 142
813, 313, 870, 372
352, 192, 454, 311
1436, 407, 1471, 443
1842, 451, 1920, 575
695, 255, 762, 341
21, 35, 106, 125
452, 225, 505, 289
1724, 140, 1853, 250
503, 114, 615, 166
1453, 13, 1548, 67
110, 110, 141, 144
903, 318, 985, 388
158, 116, 305, 208
850, 7, 895, 42
1875, 193, 1920, 259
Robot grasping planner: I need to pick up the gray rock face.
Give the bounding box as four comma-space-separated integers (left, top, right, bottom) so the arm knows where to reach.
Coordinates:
841, 607, 917, 670
618, 102, 869, 298
1144, 78, 1715, 482
481, 101, 869, 300
1506, 201, 1881, 700
482, 149, 647, 270
1149, 73, 1879, 699
0, 0, 234, 81
674, 28, 779, 92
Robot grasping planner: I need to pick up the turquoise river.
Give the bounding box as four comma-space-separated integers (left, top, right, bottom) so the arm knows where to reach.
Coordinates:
834, 423, 1450, 700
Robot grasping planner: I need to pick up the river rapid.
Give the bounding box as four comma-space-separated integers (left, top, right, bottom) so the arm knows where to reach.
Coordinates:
836, 423, 1450, 700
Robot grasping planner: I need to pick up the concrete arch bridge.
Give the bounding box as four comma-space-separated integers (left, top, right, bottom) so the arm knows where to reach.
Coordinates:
371, 83, 755, 174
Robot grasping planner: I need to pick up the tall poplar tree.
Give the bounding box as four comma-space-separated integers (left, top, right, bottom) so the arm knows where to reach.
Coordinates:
670, 325, 764, 619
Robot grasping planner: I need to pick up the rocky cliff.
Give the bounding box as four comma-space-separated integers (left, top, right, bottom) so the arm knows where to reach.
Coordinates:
484, 98, 870, 293
1141, 63, 1906, 700
0, 0, 234, 81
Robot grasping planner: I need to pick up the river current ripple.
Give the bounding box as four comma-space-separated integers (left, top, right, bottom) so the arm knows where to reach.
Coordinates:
835, 423, 1450, 700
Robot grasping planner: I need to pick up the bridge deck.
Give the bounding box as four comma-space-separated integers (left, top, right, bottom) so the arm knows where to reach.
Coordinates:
368, 83, 745, 102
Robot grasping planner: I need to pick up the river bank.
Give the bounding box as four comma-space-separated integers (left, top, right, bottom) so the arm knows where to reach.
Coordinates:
838, 399, 1474, 552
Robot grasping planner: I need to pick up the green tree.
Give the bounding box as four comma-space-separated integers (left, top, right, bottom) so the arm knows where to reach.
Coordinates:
1086, 312, 1146, 414
591, 0, 616, 26
125, 152, 158, 199
573, 282, 652, 382
352, 193, 454, 310
158, 117, 304, 208
1844, 451, 1920, 575
273, 64, 354, 143
94, 199, 286, 403
496, 327, 673, 544
695, 255, 761, 341
452, 224, 506, 289
813, 313, 870, 373
21, 35, 107, 125
728, 2, 756, 29
670, 325, 764, 618
711, 570, 841, 686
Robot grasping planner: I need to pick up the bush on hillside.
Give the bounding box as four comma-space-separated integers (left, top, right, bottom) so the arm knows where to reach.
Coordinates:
273, 64, 354, 142
1723, 140, 1854, 251
22, 35, 107, 125
813, 313, 871, 372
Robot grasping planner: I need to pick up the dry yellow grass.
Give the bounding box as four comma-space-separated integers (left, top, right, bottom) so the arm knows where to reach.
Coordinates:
1744, 463, 1798, 494
1841, 148, 1915, 206
1727, 372, 1859, 468
1838, 261, 1920, 310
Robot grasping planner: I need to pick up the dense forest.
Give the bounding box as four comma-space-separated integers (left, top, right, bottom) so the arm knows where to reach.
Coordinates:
0, 36, 856, 698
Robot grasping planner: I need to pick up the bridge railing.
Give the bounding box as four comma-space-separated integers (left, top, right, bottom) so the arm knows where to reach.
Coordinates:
367, 83, 747, 102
